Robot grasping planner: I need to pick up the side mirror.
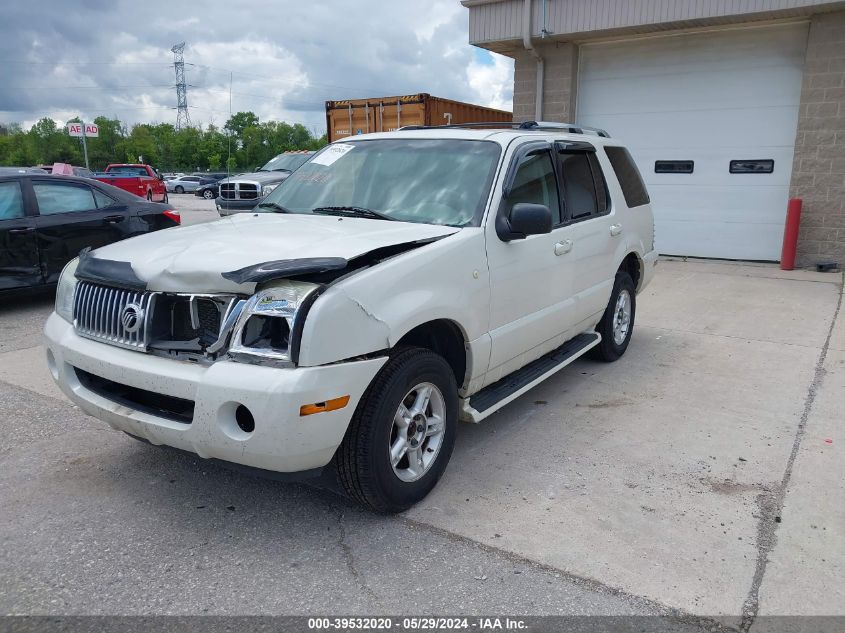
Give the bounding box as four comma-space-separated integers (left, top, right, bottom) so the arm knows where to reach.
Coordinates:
497, 203, 553, 241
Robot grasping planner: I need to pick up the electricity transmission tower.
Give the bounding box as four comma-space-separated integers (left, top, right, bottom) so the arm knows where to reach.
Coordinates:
171, 42, 191, 129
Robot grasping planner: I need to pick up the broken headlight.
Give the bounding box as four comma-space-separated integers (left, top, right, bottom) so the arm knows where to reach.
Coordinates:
229, 280, 319, 364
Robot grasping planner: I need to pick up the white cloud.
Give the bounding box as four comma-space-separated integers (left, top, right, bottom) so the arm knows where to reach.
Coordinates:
467, 53, 515, 112
0, 1, 515, 133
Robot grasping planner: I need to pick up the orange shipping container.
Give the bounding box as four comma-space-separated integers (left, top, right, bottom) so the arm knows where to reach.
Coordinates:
325, 93, 512, 143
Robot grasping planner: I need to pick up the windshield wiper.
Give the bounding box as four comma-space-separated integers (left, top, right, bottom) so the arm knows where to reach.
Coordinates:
257, 202, 293, 213
311, 206, 395, 221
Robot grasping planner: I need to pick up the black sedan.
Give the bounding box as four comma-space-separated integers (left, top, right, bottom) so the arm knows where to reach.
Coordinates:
0, 174, 180, 293
194, 178, 221, 200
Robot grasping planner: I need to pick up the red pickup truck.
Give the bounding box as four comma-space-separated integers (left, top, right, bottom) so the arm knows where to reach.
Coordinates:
93, 164, 168, 202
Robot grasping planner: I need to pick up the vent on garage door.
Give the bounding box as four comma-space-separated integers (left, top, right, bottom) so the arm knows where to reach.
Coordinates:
730, 159, 774, 174
655, 160, 694, 174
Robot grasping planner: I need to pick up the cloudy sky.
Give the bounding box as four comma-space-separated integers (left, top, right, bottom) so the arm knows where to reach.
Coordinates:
0, 0, 514, 135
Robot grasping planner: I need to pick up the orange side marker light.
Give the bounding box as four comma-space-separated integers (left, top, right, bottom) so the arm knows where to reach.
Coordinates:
300, 395, 350, 417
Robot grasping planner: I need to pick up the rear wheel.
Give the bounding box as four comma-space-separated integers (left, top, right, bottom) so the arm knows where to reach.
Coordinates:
591, 271, 636, 362
336, 347, 457, 513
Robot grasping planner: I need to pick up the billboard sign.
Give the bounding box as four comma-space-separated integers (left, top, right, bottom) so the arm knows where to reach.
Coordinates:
67, 122, 99, 137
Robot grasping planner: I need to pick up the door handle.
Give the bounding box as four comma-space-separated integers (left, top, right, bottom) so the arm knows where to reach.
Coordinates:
9, 227, 35, 235
104, 215, 125, 223
610, 224, 622, 237
554, 239, 573, 256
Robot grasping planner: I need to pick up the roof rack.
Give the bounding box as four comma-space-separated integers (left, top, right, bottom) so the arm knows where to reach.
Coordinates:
398, 120, 611, 138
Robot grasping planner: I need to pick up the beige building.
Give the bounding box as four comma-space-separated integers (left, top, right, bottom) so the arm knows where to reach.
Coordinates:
463, 0, 845, 266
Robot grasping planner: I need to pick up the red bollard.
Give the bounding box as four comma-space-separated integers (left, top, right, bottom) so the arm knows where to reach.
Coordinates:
780, 198, 802, 271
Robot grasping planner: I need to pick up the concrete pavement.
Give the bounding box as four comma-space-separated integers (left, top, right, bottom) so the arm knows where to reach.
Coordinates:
406, 259, 843, 623
755, 281, 844, 619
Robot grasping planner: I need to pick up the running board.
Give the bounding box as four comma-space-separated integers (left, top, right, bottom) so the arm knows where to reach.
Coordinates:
460, 332, 600, 423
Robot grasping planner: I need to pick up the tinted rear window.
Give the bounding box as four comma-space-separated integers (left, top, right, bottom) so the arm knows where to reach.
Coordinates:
604, 147, 650, 208
107, 166, 148, 176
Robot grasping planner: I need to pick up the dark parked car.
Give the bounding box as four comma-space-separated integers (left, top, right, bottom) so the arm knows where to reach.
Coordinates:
0, 174, 180, 293
194, 178, 222, 200
0, 167, 49, 175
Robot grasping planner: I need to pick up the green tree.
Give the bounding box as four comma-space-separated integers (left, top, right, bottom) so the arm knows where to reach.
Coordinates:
224, 111, 259, 138
171, 126, 203, 170
124, 124, 159, 165
87, 117, 125, 170
0, 114, 325, 170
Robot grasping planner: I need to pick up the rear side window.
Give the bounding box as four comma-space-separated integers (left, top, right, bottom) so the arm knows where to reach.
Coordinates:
507, 151, 562, 225
0, 182, 25, 220
33, 183, 97, 215
605, 146, 650, 208
93, 190, 116, 208
558, 152, 609, 221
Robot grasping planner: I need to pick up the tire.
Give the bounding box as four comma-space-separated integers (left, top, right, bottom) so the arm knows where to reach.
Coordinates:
591, 271, 636, 362
203, 189, 214, 199
175, 186, 184, 194
336, 347, 458, 513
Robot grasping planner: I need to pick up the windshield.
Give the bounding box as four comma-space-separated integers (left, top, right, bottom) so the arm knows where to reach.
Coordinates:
261, 139, 501, 227
260, 153, 311, 172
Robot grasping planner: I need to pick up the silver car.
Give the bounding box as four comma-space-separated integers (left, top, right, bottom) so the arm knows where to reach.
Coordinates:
166, 175, 205, 194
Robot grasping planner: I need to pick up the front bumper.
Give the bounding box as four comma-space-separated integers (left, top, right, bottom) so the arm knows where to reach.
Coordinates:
215, 197, 261, 214
44, 313, 387, 473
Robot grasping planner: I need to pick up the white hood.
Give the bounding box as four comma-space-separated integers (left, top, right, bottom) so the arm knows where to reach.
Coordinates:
89, 213, 460, 293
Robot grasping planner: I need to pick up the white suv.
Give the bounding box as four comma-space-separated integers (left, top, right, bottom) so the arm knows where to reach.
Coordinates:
45, 122, 657, 512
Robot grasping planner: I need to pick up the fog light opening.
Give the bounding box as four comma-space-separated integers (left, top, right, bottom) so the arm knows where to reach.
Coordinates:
235, 405, 255, 433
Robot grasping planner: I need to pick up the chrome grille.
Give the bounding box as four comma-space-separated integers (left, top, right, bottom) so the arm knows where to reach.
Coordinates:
73, 281, 153, 350
219, 183, 235, 199
219, 182, 259, 200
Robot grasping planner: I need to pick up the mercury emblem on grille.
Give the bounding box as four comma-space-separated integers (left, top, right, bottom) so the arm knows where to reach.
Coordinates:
121, 303, 145, 334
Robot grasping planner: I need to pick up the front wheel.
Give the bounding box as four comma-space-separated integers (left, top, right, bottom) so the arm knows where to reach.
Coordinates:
591, 271, 636, 362
175, 185, 184, 194
336, 347, 458, 513
203, 189, 214, 199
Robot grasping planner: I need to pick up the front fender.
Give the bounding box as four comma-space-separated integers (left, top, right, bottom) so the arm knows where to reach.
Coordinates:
297, 229, 489, 367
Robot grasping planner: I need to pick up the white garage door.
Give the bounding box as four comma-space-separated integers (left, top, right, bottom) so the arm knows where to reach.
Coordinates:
577, 23, 807, 260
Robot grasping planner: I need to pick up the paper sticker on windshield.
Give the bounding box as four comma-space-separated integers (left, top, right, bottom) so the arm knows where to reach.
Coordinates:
311, 143, 354, 166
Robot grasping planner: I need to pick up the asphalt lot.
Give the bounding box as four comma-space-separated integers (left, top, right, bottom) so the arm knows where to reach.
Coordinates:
170, 192, 220, 225
0, 200, 842, 628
